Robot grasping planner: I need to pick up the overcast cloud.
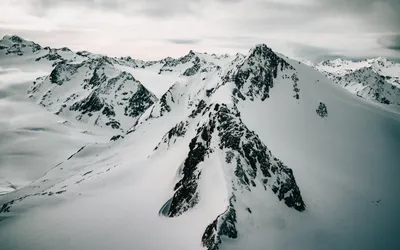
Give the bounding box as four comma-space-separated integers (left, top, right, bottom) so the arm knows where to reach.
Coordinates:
0, 0, 399, 61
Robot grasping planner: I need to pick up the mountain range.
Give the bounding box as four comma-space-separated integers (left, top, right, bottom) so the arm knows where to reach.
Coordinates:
1, 35, 399, 250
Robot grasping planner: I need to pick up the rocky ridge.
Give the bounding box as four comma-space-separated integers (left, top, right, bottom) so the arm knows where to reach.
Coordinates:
135, 44, 306, 250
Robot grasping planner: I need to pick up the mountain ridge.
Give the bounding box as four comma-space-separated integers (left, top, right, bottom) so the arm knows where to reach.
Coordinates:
310, 57, 400, 106
1, 34, 400, 250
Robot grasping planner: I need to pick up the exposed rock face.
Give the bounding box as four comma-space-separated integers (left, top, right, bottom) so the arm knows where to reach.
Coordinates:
230, 44, 294, 101
167, 116, 215, 217
154, 121, 189, 150
156, 51, 197, 74
142, 84, 178, 121
316, 102, 328, 118
183, 57, 201, 76
36, 49, 64, 62
49, 63, 80, 85
125, 84, 156, 117
202, 197, 238, 250
7, 35, 24, 44
189, 100, 207, 118
162, 103, 305, 250
70, 91, 105, 114
110, 135, 124, 141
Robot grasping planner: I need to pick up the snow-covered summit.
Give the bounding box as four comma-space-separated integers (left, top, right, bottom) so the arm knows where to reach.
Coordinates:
318, 57, 400, 76
0, 35, 90, 70
0, 35, 42, 55
1, 35, 29, 45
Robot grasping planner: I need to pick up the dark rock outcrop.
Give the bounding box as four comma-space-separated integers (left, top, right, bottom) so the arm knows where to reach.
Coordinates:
231, 44, 294, 101
125, 85, 156, 117
316, 102, 328, 118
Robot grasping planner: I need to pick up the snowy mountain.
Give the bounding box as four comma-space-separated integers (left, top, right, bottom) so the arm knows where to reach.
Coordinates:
129, 45, 306, 249
0, 35, 158, 131
0, 35, 88, 66
312, 58, 400, 106
28, 56, 157, 131
1, 35, 400, 250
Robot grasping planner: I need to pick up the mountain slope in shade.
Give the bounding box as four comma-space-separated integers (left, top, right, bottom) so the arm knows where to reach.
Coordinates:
0, 36, 399, 250
312, 58, 400, 106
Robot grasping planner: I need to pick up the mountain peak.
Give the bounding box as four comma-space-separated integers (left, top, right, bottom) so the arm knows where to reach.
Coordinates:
249, 43, 274, 55
251, 43, 272, 50
246, 44, 286, 65
175, 50, 198, 64
373, 56, 387, 61
369, 57, 390, 64
228, 43, 295, 102
2, 35, 25, 44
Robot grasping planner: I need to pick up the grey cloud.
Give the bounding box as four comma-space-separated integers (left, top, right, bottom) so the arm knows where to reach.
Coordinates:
250, 0, 400, 33
289, 43, 345, 62
377, 34, 400, 51
316, 0, 400, 32
25, 0, 400, 33
29, 0, 209, 18
166, 39, 202, 45
28, 0, 120, 16
23, 0, 400, 24
207, 36, 259, 43
3, 0, 400, 62
206, 35, 262, 50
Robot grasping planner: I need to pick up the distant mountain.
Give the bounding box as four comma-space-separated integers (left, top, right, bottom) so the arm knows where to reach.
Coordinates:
28, 56, 157, 131
0, 35, 157, 131
0, 35, 88, 64
312, 58, 400, 105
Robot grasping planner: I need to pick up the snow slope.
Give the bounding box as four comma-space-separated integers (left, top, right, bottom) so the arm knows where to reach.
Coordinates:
116, 50, 236, 98
0, 65, 111, 195
0, 36, 399, 250
313, 58, 400, 106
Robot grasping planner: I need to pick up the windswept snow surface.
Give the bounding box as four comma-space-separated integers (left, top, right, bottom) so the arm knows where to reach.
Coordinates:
0, 36, 399, 250
236, 59, 400, 250
0, 66, 111, 195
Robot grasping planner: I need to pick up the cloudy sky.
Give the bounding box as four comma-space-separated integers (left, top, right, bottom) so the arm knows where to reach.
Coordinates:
0, 0, 399, 61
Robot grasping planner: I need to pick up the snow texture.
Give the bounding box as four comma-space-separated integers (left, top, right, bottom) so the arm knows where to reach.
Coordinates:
1, 35, 400, 250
